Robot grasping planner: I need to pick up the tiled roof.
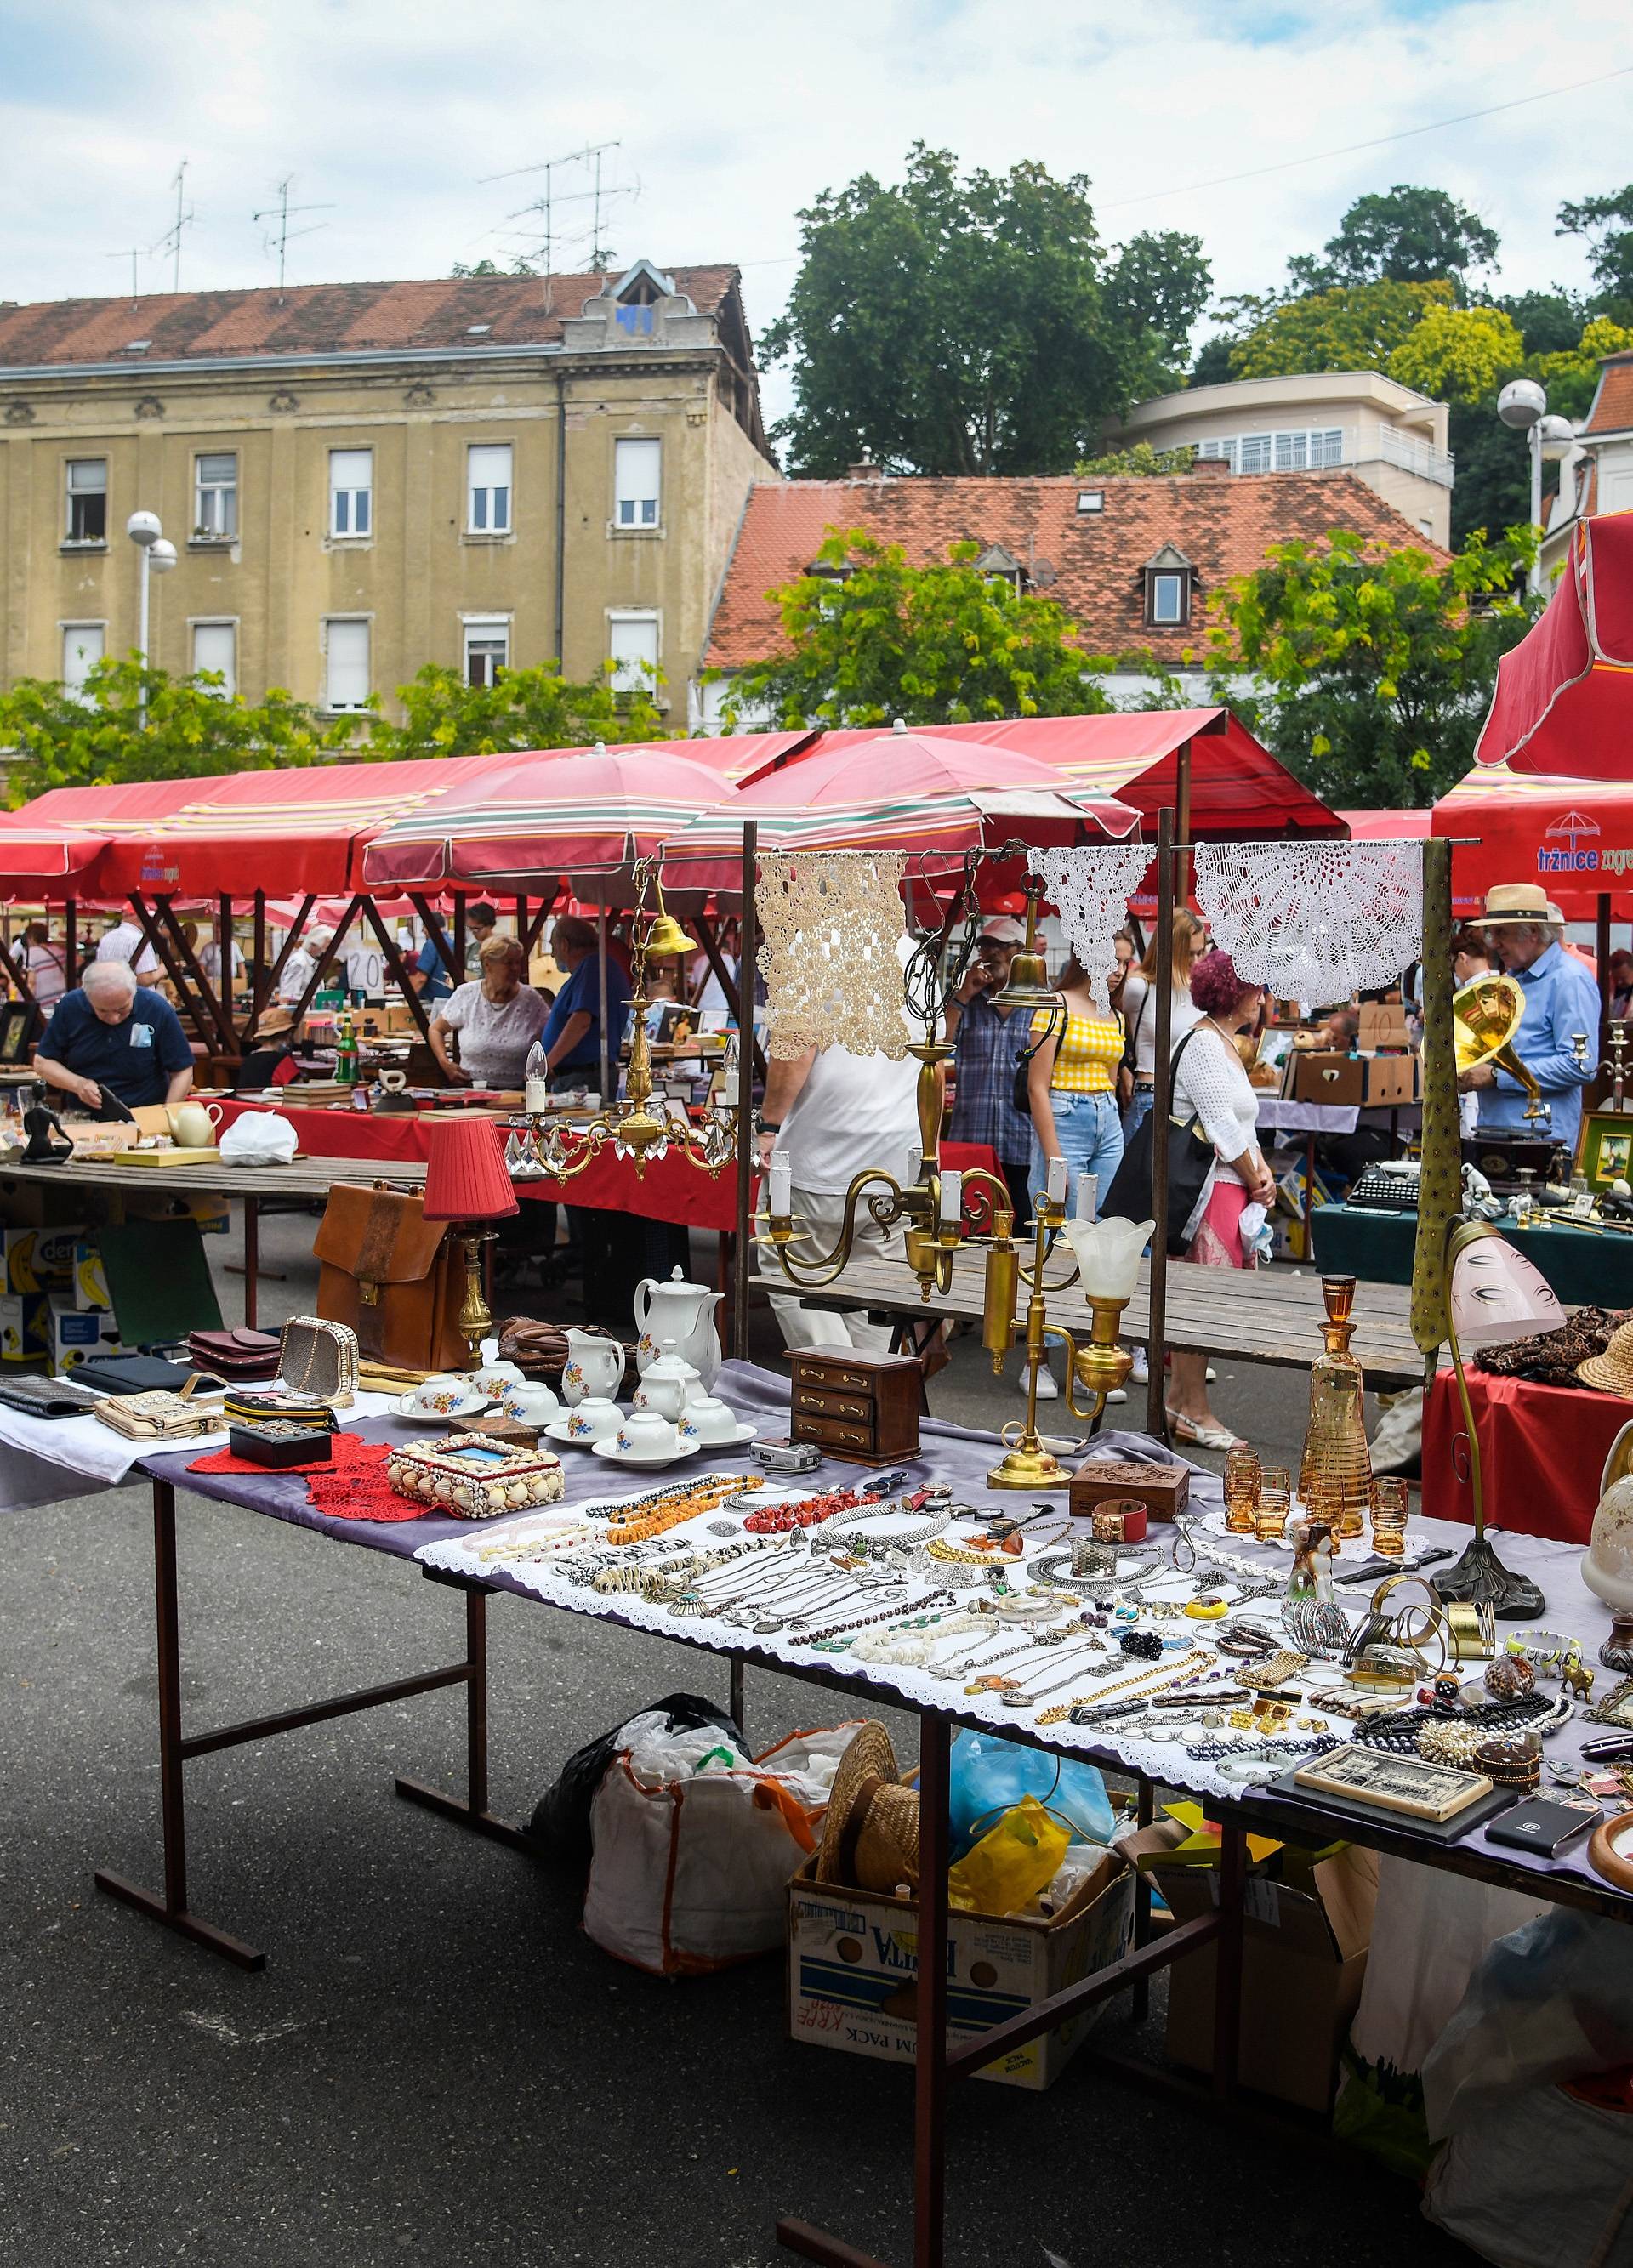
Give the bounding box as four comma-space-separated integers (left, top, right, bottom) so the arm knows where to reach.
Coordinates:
705, 469, 1448, 668
0, 269, 742, 370
1585, 352, 1633, 436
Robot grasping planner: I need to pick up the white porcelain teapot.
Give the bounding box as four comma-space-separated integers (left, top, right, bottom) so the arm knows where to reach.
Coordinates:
634, 1266, 723, 1390
633, 1338, 705, 1424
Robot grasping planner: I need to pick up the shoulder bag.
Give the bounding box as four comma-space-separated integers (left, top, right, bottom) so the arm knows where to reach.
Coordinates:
1010, 998, 1063, 1115
312, 1182, 469, 1373
1100, 1028, 1217, 1255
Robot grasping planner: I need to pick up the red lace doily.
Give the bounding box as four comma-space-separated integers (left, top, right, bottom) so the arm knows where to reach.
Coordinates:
189, 1432, 425, 1522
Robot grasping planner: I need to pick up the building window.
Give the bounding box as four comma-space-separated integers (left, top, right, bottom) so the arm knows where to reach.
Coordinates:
194, 452, 238, 539
1201, 428, 1346, 475
65, 459, 107, 543
329, 449, 373, 538
323, 618, 371, 710
467, 444, 512, 533
1238, 435, 1273, 475
191, 621, 237, 695
1148, 573, 1186, 624
1142, 545, 1193, 627
1310, 428, 1344, 468
607, 612, 659, 699
1197, 439, 1237, 471
464, 619, 509, 687
60, 622, 105, 695
613, 437, 661, 528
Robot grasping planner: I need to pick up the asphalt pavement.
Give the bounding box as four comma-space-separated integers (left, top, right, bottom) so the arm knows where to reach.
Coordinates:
0, 1207, 1462, 2268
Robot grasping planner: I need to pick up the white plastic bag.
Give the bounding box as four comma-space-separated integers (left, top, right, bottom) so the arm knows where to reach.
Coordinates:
219, 1110, 299, 1166
583, 1722, 864, 1976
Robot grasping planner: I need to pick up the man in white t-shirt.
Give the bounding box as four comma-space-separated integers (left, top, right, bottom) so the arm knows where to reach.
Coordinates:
198, 926, 247, 994
756, 952, 922, 1353
96, 917, 159, 979
22, 923, 68, 1015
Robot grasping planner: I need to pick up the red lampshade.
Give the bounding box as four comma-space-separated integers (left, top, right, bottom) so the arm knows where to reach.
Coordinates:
422, 1116, 519, 1224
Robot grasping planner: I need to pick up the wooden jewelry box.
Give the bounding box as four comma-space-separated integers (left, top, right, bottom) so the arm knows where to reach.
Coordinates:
785, 1350, 920, 1467
384, 1435, 565, 1518
1069, 1458, 1190, 1524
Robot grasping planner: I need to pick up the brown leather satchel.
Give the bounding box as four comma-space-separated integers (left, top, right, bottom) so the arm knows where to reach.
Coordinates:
313, 1182, 469, 1373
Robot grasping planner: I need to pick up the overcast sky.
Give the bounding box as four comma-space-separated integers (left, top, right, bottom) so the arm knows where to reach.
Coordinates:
3, 0, 1630, 426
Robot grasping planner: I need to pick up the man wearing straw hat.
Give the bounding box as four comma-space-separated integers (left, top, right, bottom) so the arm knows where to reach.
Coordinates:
1458, 884, 1601, 1151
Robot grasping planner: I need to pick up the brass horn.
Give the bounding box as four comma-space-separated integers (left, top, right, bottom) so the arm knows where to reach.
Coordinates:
1453, 973, 1544, 1119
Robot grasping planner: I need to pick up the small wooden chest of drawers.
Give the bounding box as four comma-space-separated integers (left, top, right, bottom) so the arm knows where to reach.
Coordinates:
786, 1350, 921, 1466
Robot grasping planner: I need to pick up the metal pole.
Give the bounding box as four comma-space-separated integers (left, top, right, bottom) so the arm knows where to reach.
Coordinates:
1598, 890, 1612, 1058
731, 821, 758, 1361
596, 904, 611, 1101
136, 543, 151, 728
1529, 426, 1544, 599
1145, 810, 1175, 1443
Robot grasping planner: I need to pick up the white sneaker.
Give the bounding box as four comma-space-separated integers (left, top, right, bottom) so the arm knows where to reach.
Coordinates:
1130, 1349, 1149, 1385
1031, 1367, 1059, 1400
1105, 1387, 1127, 1404
1205, 1366, 1218, 1384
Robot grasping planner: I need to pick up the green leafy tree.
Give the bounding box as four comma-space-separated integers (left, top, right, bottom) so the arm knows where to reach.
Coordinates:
1073, 441, 1195, 478
1229, 279, 1453, 380
1557, 186, 1633, 314
451, 255, 536, 277
1206, 525, 1537, 805
1288, 185, 1500, 298
1498, 290, 1586, 357
760, 143, 1210, 475
1385, 303, 1524, 404
372, 661, 666, 759
712, 529, 1113, 730
0, 654, 354, 802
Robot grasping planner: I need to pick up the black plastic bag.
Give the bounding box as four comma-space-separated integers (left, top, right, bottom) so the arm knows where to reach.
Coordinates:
526, 1691, 745, 1862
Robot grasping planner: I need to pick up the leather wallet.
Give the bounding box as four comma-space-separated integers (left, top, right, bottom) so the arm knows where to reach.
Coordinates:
74, 1355, 201, 1396
0, 1376, 101, 1419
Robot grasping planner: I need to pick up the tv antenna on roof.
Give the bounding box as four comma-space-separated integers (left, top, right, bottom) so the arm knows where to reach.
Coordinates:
105, 246, 147, 305
478, 141, 628, 310
155, 160, 196, 293
254, 175, 336, 294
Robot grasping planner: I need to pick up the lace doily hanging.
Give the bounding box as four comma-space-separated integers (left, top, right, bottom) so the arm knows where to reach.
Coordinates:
1027, 845, 1153, 1013
757, 850, 909, 1060
1193, 842, 1423, 1009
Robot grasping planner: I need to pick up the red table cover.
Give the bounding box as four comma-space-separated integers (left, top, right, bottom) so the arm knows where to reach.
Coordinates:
1421, 1367, 1630, 1546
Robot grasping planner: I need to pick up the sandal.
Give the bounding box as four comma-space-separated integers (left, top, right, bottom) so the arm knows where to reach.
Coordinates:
1167, 1409, 1246, 1452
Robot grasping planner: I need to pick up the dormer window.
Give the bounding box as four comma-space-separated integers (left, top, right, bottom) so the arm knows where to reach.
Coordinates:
973, 542, 1027, 595
612, 261, 674, 338
1142, 543, 1194, 627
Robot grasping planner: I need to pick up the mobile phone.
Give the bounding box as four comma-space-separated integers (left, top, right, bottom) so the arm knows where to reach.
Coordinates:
1486, 1798, 1598, 1857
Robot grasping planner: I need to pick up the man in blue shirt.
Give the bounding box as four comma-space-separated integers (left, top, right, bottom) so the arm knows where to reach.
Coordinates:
36, 961, 195, 1114
538, 915, 631, 1087
1458, 885, 1600, 1151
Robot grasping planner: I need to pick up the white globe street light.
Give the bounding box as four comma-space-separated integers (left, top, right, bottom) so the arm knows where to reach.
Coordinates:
1495, 381, 1566, 597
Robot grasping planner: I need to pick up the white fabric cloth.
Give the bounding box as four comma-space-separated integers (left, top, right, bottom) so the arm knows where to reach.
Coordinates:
439, 980, 551, 1087
1119, 972, 1202, 1080
26, 941, 67, 1009
1172, 1020, 1262, 1236
760, 1184, 903, 1353
95, 920, 158, 978
1027, 844, 1152, 1014
1193, 841, 1423, 1010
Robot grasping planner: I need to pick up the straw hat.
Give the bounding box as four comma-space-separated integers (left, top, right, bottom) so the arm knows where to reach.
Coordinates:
1579, 1323, 1633, 1395
814, 1722, 920, 1894
250, 1006, 298, 1041
1466, 884, 1556, 928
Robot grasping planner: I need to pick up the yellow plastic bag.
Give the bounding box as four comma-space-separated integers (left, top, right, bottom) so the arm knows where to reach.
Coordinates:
946, 1794, 1070, 1915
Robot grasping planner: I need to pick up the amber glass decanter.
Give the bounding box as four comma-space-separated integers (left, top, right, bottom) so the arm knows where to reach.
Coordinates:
1298, 1275, 1374, 1540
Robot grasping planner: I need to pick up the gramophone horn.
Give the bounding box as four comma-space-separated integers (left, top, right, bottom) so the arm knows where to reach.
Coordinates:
1453, 973, 1543, 1116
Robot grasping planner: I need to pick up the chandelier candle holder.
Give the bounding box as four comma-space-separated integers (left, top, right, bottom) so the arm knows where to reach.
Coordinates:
421, 1116, 521, 1368
981, 1197, 1153, 1491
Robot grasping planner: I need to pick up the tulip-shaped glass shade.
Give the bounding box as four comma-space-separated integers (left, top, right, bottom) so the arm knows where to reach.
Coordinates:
1448, 1231, 1563, 1351
1060, 1215, 1153, 1300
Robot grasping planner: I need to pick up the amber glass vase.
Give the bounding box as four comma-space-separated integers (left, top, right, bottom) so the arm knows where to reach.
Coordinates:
1297, 1274, 1374, 1541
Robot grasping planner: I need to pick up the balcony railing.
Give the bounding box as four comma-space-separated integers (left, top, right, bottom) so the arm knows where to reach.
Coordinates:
1374, 426, 1455, 487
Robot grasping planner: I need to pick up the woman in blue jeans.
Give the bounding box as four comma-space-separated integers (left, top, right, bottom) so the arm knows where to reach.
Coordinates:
1024, 959, 1126, 1393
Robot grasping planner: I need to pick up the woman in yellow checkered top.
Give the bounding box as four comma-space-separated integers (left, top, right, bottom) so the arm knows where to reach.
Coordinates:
1025, 953, 1127, 1213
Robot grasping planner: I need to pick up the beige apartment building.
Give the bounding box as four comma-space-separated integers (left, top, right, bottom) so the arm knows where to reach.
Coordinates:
0, 260, 777, 723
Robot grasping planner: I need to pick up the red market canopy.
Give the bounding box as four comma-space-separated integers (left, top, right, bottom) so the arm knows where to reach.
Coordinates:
1474, 514, 1633, 777
1339, 809, 1433, 840
1434, 759, 1633, 921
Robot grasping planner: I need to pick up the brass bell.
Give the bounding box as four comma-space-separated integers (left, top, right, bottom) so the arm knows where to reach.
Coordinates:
992, 881, 1057, 1012
642, 880, 693, 963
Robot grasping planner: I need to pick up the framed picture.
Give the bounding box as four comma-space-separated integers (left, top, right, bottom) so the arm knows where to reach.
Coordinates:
1293, 1742, 1492, 1822
1576, 1112, 1633, 1193
0, 1001, 38, 1062
1589, 1677, 1633, 1731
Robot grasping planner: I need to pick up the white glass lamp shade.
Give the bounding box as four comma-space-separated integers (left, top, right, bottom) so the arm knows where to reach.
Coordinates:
1448, 1235, 1564, 1352
1061, 1215, 1153, 1301
1588, 1420, 1633, 1617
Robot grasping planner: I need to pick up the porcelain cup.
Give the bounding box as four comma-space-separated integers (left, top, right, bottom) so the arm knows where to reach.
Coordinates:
614, 1410, 680, 1458
684, 1395, 738, 1446
565, 1395, 622, 1443
502, 1380, 561, 1426
472, 1357, 526, 1399
407, 1373, 481, 1418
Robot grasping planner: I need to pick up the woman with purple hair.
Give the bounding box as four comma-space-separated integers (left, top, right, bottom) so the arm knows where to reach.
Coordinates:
1165, 949, 1274, 1451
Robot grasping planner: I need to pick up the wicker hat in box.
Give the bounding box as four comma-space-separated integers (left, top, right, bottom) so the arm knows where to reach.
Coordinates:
1579, 1323, 1633, 1396
814, 1722, 920, 1895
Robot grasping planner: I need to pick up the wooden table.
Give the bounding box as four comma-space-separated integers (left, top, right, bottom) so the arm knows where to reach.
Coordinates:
791, 1248, 1425, 1387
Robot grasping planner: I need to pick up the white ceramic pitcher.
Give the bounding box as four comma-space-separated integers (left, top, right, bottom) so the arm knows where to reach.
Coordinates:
560, 1327, 625, 1406
633, 1265, 723, 1390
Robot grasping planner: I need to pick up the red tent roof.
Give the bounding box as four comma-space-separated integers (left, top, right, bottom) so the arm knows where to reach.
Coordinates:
1434, 758, 1633, 919
1473, 513, 1633, 776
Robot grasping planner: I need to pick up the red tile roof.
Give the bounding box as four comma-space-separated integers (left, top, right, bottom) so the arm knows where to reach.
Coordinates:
705, 469, 1448, 668
0, 270, 742, 369
1585, 352, 1633, 436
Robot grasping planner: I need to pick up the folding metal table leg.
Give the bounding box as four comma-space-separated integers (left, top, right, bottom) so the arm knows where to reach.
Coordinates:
395, 1577, 532, 1853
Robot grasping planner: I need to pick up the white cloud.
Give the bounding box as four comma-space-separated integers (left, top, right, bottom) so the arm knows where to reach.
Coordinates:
2, 0, 1628, 429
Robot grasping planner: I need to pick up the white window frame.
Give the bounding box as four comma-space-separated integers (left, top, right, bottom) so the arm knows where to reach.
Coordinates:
60, 621, 106, 696
322, 616, 373, 712
462, 617, 511, 687
466, 443, 513, 535
191, 619, 238, 696
606, 609, 660, 699
1147, 572, 1187, 627
194, 451, 238, 540
328, 448, 373, 540
612, 436, 662, 531
64, 458, 108, 544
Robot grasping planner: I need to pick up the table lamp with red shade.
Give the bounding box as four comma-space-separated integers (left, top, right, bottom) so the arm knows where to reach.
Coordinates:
421, 1116, 519, 1367
1437, 1217, 1562, 1620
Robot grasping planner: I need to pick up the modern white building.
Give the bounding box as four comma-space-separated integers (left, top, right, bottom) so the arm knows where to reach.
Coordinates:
1102, 370, 1454, 549
1541, 350, 1633, 577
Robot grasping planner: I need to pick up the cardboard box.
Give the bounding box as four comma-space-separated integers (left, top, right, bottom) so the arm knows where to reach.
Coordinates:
0, 1292, 49, 1362
119, 1190, 230, 1236
1152, 1839, 1378, 2115
70, 1240, 113, 1311
1358, 1001, 1413, 1049
1285, 1051, 1417, 1109
1363, 1053, 1417, 1107
47, 1293, 120, 1370
3, 1224, 83, 1293
788, 1844, 1135, 2092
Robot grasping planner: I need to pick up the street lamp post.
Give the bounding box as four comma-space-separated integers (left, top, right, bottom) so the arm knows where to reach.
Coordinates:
125, 510, 178, 725
1496, 380, 1577, 598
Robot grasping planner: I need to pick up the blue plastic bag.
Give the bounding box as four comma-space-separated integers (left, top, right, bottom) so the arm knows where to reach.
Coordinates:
947, 1729, 1114, 1861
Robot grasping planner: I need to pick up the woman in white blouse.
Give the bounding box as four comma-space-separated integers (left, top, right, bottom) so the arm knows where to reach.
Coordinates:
1118, 910, 1204, 1137
1166, 949, 1275, 1452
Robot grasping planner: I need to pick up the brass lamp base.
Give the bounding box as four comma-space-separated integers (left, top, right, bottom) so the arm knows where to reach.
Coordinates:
987, 1430, 1071, 1490
456, 1227, 497, 1367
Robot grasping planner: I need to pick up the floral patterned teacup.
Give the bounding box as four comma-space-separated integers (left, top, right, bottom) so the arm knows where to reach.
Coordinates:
565, 1395, 621, 1443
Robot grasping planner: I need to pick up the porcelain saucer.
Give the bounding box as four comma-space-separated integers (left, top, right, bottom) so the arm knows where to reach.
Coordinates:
591, 1435, 704, 1470
397, 1391, 492, 1424
544, 1416, 618, 1450
684, 1422, 759, 1450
